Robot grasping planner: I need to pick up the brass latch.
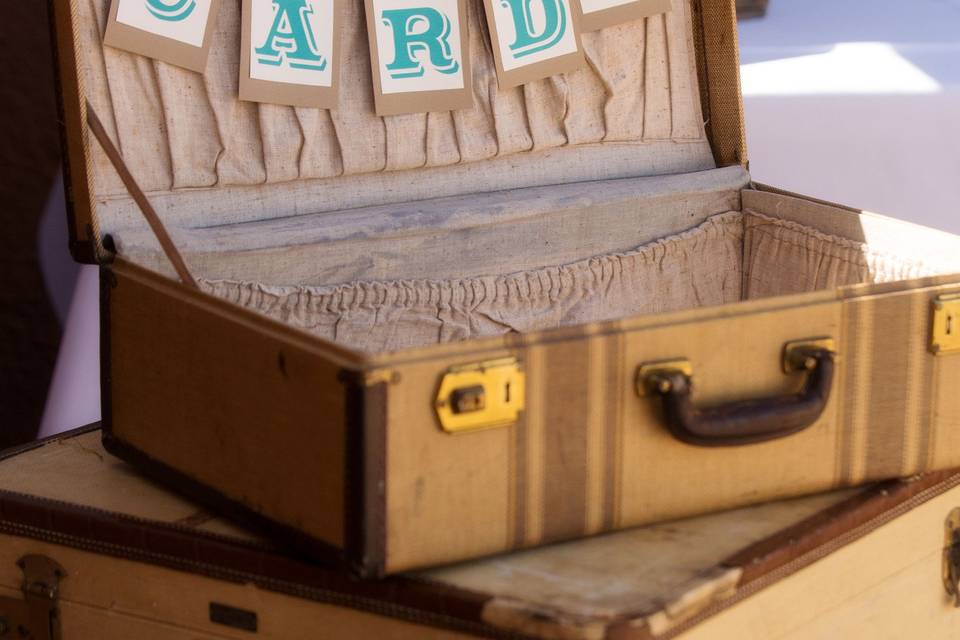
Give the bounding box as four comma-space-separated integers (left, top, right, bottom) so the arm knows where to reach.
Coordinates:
435, 357, 524, 434
0, 555, 66, 640
944, 508, 960, 606
931, 294, 960, 355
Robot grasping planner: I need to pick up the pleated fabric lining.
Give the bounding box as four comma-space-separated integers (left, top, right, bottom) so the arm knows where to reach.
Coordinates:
81, 0, 706, 201
742, 212, 950, 299
200, 213, 742, 352
197, 211, 953, 353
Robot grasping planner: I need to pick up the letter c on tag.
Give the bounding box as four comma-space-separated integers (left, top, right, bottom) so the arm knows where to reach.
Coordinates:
145, 0, 198, 21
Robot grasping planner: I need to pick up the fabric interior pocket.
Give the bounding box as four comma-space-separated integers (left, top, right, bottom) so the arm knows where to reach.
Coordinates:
199, 210, 959, 353
200, 212, 744, 352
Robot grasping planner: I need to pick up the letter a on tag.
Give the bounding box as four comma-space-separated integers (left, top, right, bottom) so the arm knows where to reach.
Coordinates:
240, 0, 341, 108
576, 0, 671, 32
104, 0, 221, 71
483, 0, 585, 88
365, 0, 472, 115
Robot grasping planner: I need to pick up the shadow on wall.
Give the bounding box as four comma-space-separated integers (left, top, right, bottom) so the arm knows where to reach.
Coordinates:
0, 1, 67, 448
737, 0, 960, 89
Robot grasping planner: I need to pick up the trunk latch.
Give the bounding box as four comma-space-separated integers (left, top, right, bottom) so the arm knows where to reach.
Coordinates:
944, 508, 960, 606
0, 554, 66, 639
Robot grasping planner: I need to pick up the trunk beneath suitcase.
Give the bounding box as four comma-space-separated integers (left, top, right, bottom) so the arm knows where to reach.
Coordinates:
3, 429, 960, 640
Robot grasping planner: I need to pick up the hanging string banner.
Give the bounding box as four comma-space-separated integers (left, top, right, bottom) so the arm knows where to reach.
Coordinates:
104, 0, 221, 72
240, 0, 341, 108
103, 0, 672, 111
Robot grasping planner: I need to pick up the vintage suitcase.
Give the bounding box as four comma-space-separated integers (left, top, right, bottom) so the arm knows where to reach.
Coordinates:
4, 426, 960, 639
50, 0, 960, 576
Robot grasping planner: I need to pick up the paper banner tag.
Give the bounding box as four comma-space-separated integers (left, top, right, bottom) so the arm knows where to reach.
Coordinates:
483, 0, 585, 89
239, 0, 341, 108
365, 0, 473, 116
104, 0, 221, 72
576, 0, 671, 32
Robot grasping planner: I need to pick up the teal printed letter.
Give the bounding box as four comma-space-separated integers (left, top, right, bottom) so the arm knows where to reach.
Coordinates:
255, 0, 327, 71
499, 0, 567, 59
381, 8, 460, 79
145, 0, 197, 21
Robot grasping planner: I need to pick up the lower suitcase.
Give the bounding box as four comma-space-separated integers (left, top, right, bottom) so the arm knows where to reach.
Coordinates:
3, 426, 960, 639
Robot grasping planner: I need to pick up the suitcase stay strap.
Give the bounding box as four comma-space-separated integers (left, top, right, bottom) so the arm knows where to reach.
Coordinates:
85, 101, 199, 289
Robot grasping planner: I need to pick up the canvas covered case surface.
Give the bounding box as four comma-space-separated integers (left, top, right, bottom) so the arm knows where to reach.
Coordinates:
50, 0, 960, 576
3, 427, 960, 640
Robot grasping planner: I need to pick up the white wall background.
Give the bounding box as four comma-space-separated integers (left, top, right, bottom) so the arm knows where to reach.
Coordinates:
739, 0, 960, 233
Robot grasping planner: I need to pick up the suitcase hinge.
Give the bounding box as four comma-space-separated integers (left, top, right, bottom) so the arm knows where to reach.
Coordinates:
0, 555, 67, 640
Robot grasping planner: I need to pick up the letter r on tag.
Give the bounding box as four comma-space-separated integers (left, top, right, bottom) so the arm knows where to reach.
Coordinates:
366, 0, 472, 115
381, 8, 461, 78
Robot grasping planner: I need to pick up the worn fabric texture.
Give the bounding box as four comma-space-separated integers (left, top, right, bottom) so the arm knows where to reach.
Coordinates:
200, 211, 958, 353
742, 212, 950, 299
200, 213, 744, 352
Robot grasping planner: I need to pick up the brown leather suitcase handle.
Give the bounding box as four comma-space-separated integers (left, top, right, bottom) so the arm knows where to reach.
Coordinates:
639, 342, 836, 447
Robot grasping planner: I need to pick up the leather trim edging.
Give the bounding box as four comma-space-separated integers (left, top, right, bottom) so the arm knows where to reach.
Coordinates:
47, 0, 98, 263
343, 373, 388, 579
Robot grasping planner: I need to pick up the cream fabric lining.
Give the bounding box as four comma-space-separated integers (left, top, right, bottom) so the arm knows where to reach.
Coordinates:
81, 0, 707, 209
742, 212, 950, 299
197, 211, 954, 353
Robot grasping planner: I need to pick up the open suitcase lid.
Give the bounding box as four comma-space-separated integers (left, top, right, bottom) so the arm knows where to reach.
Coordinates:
51, 0, 746, 264
2, 426, 958, 639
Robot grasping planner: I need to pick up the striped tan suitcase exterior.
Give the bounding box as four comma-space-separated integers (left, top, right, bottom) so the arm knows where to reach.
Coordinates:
4, 427, 960, 639
50, 0, 960, 576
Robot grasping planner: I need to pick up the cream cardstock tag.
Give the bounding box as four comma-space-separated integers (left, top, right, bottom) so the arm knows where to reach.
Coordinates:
104, 0, 221, 72
239, 0, 341, 108
577, 0, 671, 32
365, 0, 473, 115
482, 0, 586, 88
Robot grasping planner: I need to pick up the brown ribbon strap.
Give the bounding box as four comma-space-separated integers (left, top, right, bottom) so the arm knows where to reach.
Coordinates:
85, 100, 199, 289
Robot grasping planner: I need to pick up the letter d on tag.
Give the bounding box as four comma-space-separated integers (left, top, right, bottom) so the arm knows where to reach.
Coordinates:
365, 0, 473, 116
483, 0, 585, 88
239, 0, 341, 108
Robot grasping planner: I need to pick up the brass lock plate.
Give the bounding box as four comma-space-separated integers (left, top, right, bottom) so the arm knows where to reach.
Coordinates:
435, 357, 524, 434
931, 294, 960, 355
